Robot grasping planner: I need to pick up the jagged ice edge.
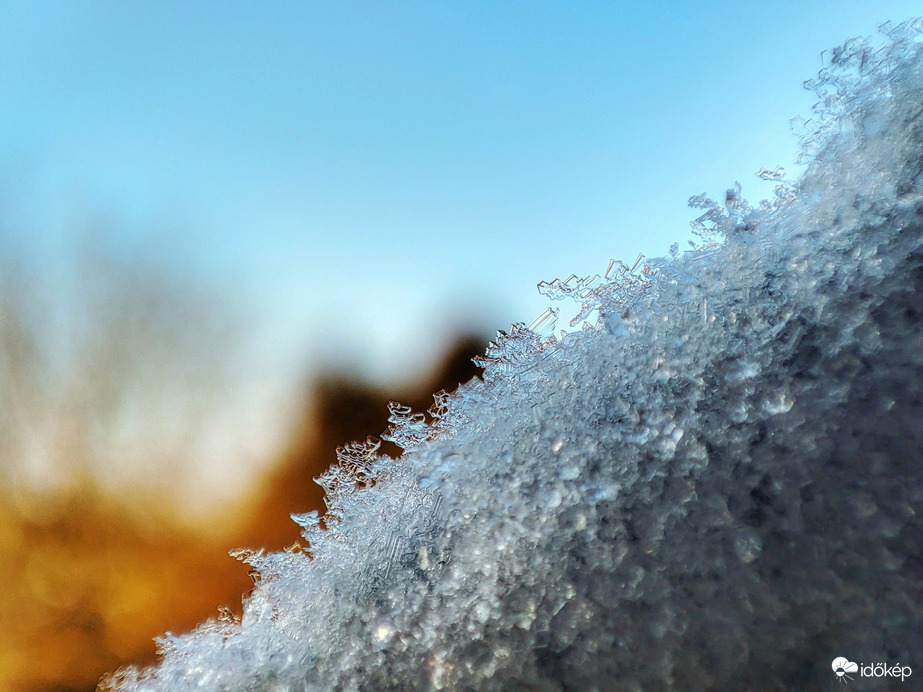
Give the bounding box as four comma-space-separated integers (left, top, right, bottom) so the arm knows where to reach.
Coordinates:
103, 18, 923, 691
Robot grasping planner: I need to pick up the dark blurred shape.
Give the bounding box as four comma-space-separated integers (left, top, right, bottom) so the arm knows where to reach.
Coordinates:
239, 334, 486, 553
0, 332, 485, 691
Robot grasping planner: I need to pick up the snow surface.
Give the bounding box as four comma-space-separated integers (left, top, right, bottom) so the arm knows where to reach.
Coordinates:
105, 20, 923, 691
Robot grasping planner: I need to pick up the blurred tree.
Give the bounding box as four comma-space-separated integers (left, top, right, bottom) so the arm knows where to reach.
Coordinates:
0, 237, 484, 691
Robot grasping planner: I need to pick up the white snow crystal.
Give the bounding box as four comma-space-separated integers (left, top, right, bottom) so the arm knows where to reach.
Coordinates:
105, 19, 923, 691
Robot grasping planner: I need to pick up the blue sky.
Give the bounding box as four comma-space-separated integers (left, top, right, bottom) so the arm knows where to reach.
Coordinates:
2, 2, 920, 385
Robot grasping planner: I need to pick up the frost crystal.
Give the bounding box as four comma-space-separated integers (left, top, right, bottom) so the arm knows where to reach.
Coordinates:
105, 20, 923, 691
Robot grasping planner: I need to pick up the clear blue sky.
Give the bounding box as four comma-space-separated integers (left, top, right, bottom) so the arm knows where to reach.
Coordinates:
1, 2, 920, 384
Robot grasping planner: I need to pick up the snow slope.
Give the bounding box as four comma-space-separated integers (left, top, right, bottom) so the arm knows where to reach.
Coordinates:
106, 20, 923, 691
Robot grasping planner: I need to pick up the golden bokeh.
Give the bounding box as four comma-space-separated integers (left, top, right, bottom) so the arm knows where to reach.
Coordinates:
0, 334, 483, 691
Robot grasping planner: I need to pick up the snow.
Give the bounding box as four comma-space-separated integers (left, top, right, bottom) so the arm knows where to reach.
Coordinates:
105, 19, 923, 691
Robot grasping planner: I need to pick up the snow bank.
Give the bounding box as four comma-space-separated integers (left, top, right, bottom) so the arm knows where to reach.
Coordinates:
105, 20, 923, 691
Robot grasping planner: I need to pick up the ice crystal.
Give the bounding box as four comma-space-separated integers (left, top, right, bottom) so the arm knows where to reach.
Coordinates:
105, 20, 923, 691
382, 402, 433, 451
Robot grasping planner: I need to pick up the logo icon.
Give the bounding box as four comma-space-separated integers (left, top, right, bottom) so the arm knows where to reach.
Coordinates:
832, 657, 859, 683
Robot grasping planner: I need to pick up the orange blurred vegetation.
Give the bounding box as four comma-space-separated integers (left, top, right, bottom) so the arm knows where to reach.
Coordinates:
0, 238, 485, 690
0, 335, 483, 691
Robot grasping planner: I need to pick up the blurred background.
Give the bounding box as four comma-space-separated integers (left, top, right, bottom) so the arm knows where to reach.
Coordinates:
1, 2, 919, 689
